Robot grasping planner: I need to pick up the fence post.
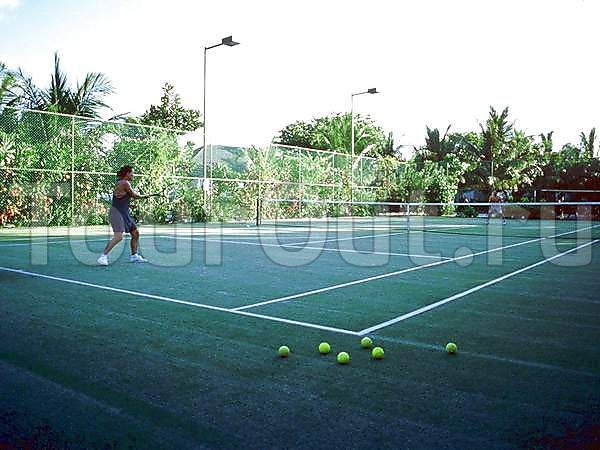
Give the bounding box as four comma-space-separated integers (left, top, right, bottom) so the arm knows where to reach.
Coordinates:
208, 143, 213, 216
70, 116, 75, 225
257, 149, 262, 226
332, 153, 337, 201
298, 147, 302, 216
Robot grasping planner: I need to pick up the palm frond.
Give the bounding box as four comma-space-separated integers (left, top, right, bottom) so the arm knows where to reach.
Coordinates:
73, 72, 114, 118
9, 68, 45, 109
0, 62, 16, 105
46, 52, 72, 112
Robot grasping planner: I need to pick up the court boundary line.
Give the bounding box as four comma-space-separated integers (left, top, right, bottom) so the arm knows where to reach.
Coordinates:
0, 236, 70, 242
0, 235, 172, 248
232, 225, 599, 311
0, 266, 359, 336
358, 239, 599, 335
0, 238, 110, 247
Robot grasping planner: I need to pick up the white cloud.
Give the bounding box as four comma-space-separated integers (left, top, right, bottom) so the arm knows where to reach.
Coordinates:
0, 0, 20, 10
0, 0, 19, 21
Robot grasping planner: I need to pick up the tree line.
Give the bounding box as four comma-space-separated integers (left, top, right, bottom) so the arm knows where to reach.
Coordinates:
2, 53, 598, 210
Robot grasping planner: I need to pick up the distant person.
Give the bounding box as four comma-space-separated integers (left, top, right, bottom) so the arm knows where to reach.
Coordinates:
97, 165, 149, 266
556, 191, 566, 219
487, 190, 506, 225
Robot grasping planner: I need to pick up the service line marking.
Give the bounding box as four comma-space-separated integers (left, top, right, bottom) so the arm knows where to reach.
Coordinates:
232, 225, 598, 311
160, 235, 448, 260
358, 239, 599, 335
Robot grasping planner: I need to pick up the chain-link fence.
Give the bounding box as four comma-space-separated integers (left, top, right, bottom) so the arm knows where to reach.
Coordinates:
0, 107, 398, 227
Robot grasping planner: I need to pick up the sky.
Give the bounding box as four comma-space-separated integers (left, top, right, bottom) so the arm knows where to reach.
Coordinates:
1, 0, 598, 156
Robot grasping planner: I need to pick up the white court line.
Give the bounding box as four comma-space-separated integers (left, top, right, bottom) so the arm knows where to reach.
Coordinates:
284, 231, 408, 247
161, 235, 448, 260
0, 238, 110, 247
0, 236, 161, 247
358, 239, 599, 335
0, 266, 359, 336
232, 225, 599, 312
0, 236, 69, 242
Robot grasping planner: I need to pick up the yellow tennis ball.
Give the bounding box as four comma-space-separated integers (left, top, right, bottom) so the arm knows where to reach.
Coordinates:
318, 342, 331, 354
336, 352, 350, 364
278, 345, 290, 357
372, 346, 385, 359
446, 342, 457, 354
360, 337, 373, 348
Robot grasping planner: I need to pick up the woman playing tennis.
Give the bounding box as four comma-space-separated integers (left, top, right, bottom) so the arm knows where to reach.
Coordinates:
97, 165, 149, 266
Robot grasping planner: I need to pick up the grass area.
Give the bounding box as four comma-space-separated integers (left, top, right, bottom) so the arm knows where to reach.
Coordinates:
0, 224, 599, 449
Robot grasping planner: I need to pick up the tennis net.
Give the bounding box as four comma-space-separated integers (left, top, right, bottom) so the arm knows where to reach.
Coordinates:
257, 198, 600, 239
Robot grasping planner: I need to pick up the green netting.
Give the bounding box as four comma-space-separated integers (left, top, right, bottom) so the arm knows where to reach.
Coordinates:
0, 107, 397, 227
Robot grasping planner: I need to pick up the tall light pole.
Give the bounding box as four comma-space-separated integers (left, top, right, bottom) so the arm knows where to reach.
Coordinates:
350, 87, 378, 202
203, 35, 240, 180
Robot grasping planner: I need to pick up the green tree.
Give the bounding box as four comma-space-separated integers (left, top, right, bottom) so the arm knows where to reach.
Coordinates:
459, 107, 545, 192
0, 62, 15, 106
539, 131, 554, 154
535, 131, 599, 191
8, 53, 113, 118
383, 131, 396, 157
579, 128, 597, 159
415, 125, 453, 165
139, 83, 202, 131
274, 112, 388, 156
276, 120, 316, 148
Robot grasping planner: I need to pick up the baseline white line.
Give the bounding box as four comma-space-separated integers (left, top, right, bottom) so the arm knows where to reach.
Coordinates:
0, 236, 160, 247
161, 235, 447, 260
232, 225, 598, 311
358, 239, 599, 335
0, 236, 69, 242
0, 266, 358, 336
0, 238, 110, 247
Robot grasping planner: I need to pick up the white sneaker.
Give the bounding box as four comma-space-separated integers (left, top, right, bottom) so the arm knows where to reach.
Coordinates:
130, 254, 148, 263
97, 254, 109, 266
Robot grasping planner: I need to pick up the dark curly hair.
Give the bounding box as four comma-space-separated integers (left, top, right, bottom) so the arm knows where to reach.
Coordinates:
117, 165, 133, 179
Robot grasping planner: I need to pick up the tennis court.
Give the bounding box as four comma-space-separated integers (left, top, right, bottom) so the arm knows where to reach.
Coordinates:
1, 214, 599, 448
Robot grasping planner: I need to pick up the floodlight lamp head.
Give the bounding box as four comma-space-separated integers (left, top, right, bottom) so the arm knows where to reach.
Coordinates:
222, 36, 240, 47
367, 88, 378, 94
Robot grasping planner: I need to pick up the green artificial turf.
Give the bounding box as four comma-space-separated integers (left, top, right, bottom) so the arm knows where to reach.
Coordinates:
0, 225, 598, 449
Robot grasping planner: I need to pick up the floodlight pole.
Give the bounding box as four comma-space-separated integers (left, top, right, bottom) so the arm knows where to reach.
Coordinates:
350, 88, 378, 203
202, 36, 240, 182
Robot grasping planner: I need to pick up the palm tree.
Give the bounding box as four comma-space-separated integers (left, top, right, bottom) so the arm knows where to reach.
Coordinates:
467, 107, 547, 191
415, 125, 453, 165
479, 107, 512, 187
9, 52, 113, 118
539, 131, 554, 154
0, 62, 16, 106
579, 128, 596, 159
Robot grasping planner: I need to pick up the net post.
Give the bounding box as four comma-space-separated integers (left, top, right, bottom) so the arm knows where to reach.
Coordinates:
407, 203, 411, 233
255, 197, 261, 227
